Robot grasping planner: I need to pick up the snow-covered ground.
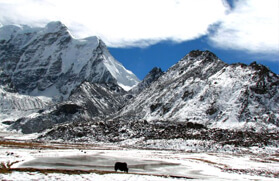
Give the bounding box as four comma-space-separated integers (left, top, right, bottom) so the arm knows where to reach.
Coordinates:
0, 132, 278, 181
1, 172, 187, 181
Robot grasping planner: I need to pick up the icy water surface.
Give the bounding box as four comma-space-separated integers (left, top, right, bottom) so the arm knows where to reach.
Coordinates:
19, 152, 187, 176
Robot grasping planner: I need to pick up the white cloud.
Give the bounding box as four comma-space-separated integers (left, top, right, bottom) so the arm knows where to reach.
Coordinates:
0, 0, 227, 47
1, 0, 277, 54
209, 0, 279, 54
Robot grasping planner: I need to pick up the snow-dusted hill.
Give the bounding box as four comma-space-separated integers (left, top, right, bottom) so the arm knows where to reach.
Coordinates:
117, 50, 279, 131
0, 21, 139, 100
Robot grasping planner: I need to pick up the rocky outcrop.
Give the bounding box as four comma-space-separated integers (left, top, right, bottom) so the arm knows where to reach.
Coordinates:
130, 67, 164, 94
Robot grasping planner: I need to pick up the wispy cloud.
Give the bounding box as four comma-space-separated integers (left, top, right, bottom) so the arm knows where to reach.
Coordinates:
209, 0, 279, 54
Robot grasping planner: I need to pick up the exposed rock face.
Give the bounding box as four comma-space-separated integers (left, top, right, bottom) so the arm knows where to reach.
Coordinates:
68, 82, 127, 117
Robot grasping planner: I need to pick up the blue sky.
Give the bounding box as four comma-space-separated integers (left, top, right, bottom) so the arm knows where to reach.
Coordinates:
0, 0, 278, 80
110, 37, 279, 80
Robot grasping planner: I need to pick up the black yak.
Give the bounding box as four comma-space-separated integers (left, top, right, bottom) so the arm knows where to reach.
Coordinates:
114, 162, 128, 173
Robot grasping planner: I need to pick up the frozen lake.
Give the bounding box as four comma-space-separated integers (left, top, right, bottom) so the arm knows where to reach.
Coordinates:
1, 141, 277, 180
19, 152, 190, 177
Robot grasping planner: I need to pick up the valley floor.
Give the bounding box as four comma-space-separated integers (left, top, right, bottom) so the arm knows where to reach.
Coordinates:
0, 131, 278, 181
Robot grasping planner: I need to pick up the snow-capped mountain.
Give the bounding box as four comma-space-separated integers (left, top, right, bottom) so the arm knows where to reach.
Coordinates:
0, 21, 139, 125
117, 50, 279, 131
0, 21, 139, 100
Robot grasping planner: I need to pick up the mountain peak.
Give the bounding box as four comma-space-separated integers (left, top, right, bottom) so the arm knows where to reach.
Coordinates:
188, 50, 203, 57
130, 67, 164, 94
0, 21, 68, 41
149, 67, 163, 74
186, 50, 219, 64
188, 50, 217, 58
45, 21, 67, 33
